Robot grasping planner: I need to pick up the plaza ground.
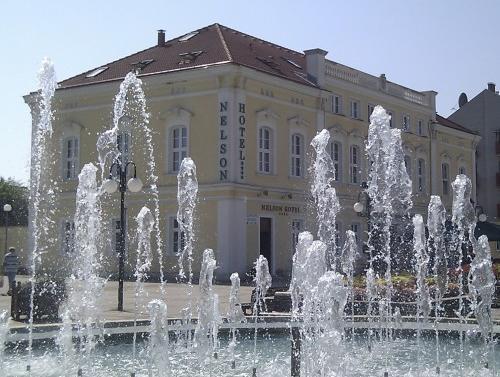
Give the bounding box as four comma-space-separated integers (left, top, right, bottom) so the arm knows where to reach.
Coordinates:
0, 275, 499, 329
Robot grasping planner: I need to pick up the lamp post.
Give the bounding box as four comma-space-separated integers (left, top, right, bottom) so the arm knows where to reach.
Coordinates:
102, 161, 143, 311
3, 204, 12, 253
474, 205, 487, 223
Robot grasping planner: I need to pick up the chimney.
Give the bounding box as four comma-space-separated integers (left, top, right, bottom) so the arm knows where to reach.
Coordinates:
487, 82, 496, 92
303, 49, 328, 87
157, 29, 165, 47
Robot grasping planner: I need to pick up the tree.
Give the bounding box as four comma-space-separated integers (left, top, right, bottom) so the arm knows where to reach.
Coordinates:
0, 177, 29, 226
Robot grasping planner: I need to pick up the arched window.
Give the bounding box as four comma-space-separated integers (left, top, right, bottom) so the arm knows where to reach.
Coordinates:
441, 163, 450, 195
417, 158, 426, 193
62, 136, 79, 180
329, 141, 342, 182
350, 145, 360, 184
258, 127, 273, 173
290, 133, 303, 177
170, 126, 188, 173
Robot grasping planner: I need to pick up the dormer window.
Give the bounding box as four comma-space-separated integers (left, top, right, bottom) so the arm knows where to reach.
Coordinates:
85, 66, 108, 78
178, 51, 203, 65
178, 31, 199, 42
131, 59, 154, 72
281, 57, 302, 69
256, 56, 282, 72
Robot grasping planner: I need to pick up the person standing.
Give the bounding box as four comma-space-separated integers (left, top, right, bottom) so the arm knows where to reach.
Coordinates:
3, 247, 19, 295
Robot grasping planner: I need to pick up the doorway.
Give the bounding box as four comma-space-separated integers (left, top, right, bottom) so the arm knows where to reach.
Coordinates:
259, 217, 272, 272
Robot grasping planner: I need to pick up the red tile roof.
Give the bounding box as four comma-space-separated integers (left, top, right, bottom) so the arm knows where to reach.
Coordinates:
59, 24, 317, 89
435, 114, 476, 135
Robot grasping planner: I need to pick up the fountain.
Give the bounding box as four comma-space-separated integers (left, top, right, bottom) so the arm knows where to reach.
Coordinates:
2, 63, 498, 377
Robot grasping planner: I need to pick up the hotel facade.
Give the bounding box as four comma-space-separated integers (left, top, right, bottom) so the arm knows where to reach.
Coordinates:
25, 24, 479, 280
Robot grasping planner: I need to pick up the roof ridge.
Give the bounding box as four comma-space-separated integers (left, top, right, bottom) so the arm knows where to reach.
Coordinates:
214, 23, 232, 62
216, 23, 304, 57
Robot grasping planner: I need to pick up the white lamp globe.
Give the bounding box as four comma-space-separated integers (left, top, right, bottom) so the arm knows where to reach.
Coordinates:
3, 204, 12, 212
478, 213, 487, 222
102, 179, 119, 194
353, 202, 364, 213
127, 177, 143, 193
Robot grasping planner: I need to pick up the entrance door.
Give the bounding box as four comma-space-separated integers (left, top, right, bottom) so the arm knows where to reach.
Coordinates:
260, 217, 272, 272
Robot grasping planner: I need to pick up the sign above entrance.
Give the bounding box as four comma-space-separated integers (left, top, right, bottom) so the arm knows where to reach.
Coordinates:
261, 204, 300, 216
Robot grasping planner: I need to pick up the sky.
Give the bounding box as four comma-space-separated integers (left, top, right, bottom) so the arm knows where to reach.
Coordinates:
1, 0, 498, 185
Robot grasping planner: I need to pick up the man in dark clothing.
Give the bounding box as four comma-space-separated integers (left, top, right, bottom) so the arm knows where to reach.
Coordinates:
3, 247, 19, 295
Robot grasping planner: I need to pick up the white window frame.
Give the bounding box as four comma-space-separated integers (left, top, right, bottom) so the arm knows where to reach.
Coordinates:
61, 219, 75, 254
329, 141, 343, 182
350, 100, 360, 119
442, 163, 450, 196
290, 133, 304, 177
417, 158, 426, 193
402, 114, 410, 131
168, 216, 185, 256
332, 94, 343, 114
62, 136, 79, 180
258, 126, 274, 174
350, 145, 360, 184
169, 126, 188, 173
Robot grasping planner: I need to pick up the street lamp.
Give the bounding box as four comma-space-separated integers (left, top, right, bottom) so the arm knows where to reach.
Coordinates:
353, 182, 370, 218
3, 204, 12, 253
103, 161, 143, 311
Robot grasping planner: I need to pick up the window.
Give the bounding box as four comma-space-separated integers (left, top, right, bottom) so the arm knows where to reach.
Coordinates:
458, 166, 466, 175
442, 163, 450, 195
404, 155, 412, 177
351, 223, 361, 244
329, 141, 342, 182
62, 220, 75, 254
117, 131, 131, 164
417, 159, 426, 192
178, 31, 199, 42
350, 145, 360, 184
496, 240, 500, 252
402, 115, 410, 131
350, 100, 360, 119
62, 137, 79, 180
388, 111, 394, 128
85, 66, 108, 78
417, 120, 424, 136
291, 219, 303, 252
368, 104, 375, 121
258, 127, 273, 173
290, 134, 303, 177
332, 94, 343, 114
170, 126, 188, 173
169, 217, 185, 255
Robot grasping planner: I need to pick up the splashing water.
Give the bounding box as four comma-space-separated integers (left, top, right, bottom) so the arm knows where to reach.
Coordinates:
252, 255, 272, 375
97, 71, 165, 294
194, 249, 221, 372
290, 231, 314, 318
310, 129, 340, 270
60, 163, 106, 375
147, 299, 170, 377
0, 310, 9, 372
470, 235, 496, 371
227, 272, 246, 369
28, 58, 58, 372
450, 174, 475, 368
341, 230, 358, 333
131, 207, 155, 372
427, 195, 447, 373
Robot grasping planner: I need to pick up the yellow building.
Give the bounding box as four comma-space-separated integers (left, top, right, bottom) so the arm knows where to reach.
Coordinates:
25, 24, 479, 280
